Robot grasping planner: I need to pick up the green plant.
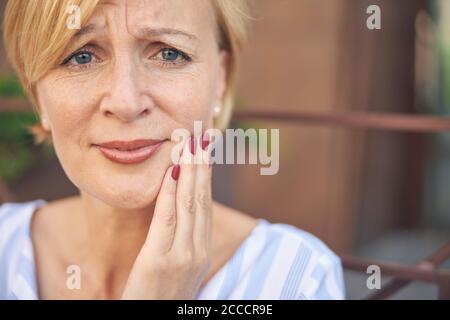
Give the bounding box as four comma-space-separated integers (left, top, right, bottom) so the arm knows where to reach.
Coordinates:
0, 112, 54, 184
0, 74, 25, 98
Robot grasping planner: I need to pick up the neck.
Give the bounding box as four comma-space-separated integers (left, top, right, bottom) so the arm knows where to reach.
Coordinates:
72, 192, 156, 294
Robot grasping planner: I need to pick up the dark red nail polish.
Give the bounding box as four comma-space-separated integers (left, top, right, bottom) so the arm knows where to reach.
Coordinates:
202, 132, 210, 150
190, 135, 196, 155
171, 165, 180, 181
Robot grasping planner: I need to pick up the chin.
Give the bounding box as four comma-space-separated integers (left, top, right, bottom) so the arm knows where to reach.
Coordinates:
101, 184, 159, 210
73, 170, 164, 210
62, 148, 171, 210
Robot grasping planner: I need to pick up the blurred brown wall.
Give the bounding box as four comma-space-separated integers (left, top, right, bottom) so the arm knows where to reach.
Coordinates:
232, 0, 355, 253
231, 0, 426, 253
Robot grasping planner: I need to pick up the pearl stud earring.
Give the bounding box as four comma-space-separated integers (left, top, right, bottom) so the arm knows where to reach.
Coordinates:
213, 104, 222, 116
42, 118, 50, 131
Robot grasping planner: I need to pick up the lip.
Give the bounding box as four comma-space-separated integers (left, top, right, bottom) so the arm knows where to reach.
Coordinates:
93, 139, 166, 164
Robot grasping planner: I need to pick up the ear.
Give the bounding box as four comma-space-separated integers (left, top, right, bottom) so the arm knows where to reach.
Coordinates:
214, 50, 229, 107
35, 85, 52, 131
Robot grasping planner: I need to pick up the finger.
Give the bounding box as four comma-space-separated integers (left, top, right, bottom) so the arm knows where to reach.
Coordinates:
172, 135, 197, 250
193, 132, 213, 252
144, 164, 179, 254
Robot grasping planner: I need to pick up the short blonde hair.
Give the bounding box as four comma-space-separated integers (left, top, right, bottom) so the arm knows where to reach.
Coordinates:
3, 0, 250, 144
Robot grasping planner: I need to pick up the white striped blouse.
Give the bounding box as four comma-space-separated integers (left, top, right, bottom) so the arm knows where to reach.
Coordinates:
0, 199, 345, 300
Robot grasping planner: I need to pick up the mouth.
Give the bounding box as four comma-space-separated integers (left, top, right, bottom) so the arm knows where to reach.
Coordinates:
92, 139, 167, 164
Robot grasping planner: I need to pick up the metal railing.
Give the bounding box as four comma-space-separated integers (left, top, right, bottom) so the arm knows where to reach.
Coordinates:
232, 109, 450, 300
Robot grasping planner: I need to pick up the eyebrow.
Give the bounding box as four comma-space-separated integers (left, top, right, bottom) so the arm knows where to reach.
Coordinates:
135, 27, 199, 42
73, 24, 198, 42
73, 24, 103, 38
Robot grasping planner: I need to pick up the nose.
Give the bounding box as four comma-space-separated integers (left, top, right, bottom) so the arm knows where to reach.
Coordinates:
99, 58, 152, 123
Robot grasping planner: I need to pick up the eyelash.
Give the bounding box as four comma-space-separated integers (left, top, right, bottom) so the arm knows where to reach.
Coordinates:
61, 48, 97, 70
61, 46, 192, 70
151, 48, 192, 67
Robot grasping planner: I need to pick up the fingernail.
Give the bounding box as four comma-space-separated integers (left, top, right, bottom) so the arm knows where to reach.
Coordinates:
202, 132, 210, 150
171, 165, 180, 181
190, 135, 196, 155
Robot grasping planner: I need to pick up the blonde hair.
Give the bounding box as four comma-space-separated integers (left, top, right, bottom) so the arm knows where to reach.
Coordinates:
3, 0, 250, 144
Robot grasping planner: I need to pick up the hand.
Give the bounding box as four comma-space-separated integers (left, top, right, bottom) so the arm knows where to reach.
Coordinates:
122, 134, 213, 299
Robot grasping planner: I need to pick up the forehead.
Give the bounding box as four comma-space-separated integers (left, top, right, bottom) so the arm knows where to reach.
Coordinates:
88, 0, 216, 36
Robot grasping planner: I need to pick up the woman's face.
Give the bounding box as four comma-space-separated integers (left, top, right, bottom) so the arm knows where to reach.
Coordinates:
36, 0, 227, 209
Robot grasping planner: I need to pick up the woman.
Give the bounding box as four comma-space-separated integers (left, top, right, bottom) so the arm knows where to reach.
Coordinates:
0, 0, 344, 300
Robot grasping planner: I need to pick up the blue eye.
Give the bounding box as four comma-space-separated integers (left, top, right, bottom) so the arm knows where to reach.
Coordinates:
73, 52, 93, 64
161, 48, 181, 61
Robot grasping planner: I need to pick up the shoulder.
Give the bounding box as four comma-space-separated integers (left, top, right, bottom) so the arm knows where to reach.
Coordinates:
0, 200, 43, 245
0, 199, 46, 299
259, 221, 345, 299
266, 223, 345, 299
210, 218, 345, 300
0, 200, 46, 240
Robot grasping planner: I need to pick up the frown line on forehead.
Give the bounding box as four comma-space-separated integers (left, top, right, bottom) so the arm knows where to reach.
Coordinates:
74, 23, 199, 42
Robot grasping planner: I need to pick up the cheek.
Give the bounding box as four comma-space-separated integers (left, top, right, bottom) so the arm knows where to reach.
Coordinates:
150, 68, 216, 127
38, 79, 98, 144
37, 80, 99, 186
